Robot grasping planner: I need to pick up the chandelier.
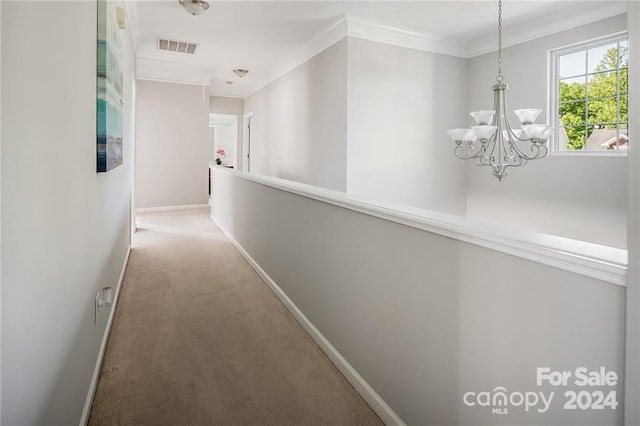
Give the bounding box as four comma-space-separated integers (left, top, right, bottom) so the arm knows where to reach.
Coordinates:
447, 0, 551, 181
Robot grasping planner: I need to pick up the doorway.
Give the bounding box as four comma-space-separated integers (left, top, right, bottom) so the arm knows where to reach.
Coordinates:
209, 113, 239, 168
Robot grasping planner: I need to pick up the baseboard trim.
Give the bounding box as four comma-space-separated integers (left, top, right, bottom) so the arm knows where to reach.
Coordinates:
136, 204, 209, 214
79, 246, 131, 426
210, 215, 405, 426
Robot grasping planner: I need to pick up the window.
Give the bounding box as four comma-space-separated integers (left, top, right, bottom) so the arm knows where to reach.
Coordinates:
550, 34, 628, 154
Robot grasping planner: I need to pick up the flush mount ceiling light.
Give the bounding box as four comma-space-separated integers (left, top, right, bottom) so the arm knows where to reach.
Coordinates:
233, 69, 249, 78
179, 0, 209, 16
447, 0, 552, 181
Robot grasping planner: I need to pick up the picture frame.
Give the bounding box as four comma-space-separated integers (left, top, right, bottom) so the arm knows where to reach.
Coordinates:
96, 0, 124, 172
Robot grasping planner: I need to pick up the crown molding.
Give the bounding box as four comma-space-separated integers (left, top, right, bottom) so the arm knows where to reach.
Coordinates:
466, 2, 627, 57
136, 57, 217, 86
134, 2, 627, 95
244, 14, 348, 98
243, 12, 468, 98
123, 0, 141, 52
243, 5, 627, 97
346, 15, 468, 58
208, 92, 245, 100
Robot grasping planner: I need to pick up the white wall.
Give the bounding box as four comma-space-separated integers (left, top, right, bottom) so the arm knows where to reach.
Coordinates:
136, 80, 209, 208
346, 37, 468, 215
0, 2, 3, 419
1, 1, 134, 423
212, 169, 625, 425
466, 14, 628, 248
210, 95, 244, 115
243, 39, 348, 191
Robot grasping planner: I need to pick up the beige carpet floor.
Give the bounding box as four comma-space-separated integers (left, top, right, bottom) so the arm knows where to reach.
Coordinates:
89, 208, 382, 425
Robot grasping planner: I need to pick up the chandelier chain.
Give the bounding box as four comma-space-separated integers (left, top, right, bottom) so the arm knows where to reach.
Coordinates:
496, 0, 503, 83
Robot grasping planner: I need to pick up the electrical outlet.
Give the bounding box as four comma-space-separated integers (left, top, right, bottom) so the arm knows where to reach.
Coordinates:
94, 287, 113, 324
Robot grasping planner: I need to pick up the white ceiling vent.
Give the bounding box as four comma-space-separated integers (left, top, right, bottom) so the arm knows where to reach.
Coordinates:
157, 38, 199, 55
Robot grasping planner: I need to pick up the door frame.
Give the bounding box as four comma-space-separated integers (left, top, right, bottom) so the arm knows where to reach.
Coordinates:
242, 112, 253, 172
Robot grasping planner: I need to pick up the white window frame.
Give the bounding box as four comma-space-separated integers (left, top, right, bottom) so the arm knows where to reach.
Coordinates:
549, 32, 628, 156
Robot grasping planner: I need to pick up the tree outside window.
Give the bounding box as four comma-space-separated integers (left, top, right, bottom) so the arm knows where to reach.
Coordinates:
554, 36, 628, 153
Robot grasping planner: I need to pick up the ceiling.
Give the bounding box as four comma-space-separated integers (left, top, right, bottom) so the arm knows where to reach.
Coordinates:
127, 0, 627, 98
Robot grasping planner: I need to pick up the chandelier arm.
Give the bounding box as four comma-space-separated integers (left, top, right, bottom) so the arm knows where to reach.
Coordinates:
507, 137, 546, 161
460, 140, 491, 165
482, 104, 501, 164
500, 86, 548, 161
472, 156, 485, 167
511, 141, 547, 160
505, 119, 549, 160
483, 140, 497, 164
497, 84, 521, 159
475, 142, 488, 159
494, 82, 510, 177
454, 141, 482, 160
454, 146, 473, 160
502, 118, 536, 160
473, 154, 494, 169
503, 124, 534, 159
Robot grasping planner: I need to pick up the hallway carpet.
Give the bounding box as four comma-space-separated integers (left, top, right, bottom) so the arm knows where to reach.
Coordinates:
89, 208, 382, 425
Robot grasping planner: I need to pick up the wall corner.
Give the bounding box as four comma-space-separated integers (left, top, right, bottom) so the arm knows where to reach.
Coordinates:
625, 2, 640, 425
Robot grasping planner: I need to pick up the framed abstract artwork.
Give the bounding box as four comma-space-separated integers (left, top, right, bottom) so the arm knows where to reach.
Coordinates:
96, 0, 124, 173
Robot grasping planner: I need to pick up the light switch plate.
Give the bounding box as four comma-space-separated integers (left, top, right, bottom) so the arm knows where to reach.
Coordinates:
95, 292, 101, 324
